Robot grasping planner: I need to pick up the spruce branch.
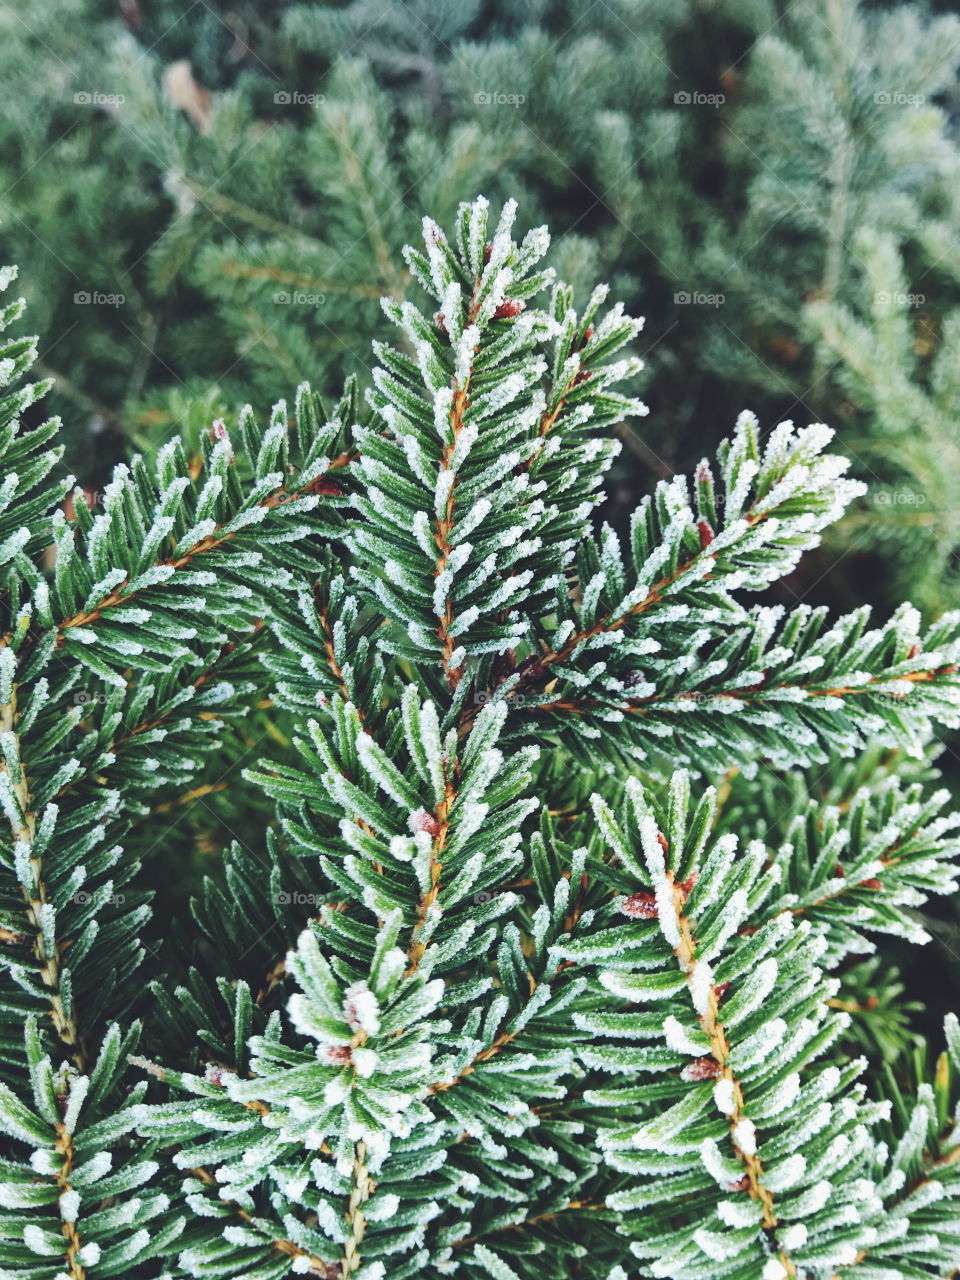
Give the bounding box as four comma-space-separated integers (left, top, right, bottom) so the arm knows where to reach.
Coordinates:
0, 682, 84, 1068
5, 197, 955, 1280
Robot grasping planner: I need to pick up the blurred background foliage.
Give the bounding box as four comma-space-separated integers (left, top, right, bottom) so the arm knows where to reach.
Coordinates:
1, 0, 959, 1049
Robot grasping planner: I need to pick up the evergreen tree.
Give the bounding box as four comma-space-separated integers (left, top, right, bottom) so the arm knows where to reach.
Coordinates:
2, 0, 958, 616
0, 196, 958, 1278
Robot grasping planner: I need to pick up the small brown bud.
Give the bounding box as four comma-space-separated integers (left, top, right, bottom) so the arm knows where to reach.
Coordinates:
656, 832, 669, 853
409, 808, 441, 838
681, 1056, 722, 1081
697, 519, 715, 549
714, 981, 731, 1000
859, 878, 883, 891
727, 1174, 751, 1192
322, 1045, 353, 1065
621, 892, 658, 919
435, 313, 447, 333
493, 297, 525, 320
677, 872, 698, 896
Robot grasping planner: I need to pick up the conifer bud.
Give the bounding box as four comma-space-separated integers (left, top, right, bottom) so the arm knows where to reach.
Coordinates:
682, 1056, 723, 1081
409, 808, 441, 837
493, 297, 525, 319
621, 892, 658, 919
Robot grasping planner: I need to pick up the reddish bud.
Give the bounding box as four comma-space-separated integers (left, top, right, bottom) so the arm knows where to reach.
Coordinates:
483, 244, 493, 264
322, 1045, 353, 1065
859, 878, 883, 891
435, 313, 447, 333
493, 297, 525, 320
907, 643, 921, 660
697, 519, 715, 549
583, 326, 593, 341
681, 1056, 722, 1081
621, 892, 658, 919
727, 1175, 751, 1192
409, 808, 441, 838
211, 419, 228, 441
714, 981, 731, 1000
656, 832, 670, 853
677, 872, 698, 896
834, 864, 846, 879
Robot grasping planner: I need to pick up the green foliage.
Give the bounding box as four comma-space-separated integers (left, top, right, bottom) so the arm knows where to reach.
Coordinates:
1, 0, 957, 625
1, 195, 960, 1278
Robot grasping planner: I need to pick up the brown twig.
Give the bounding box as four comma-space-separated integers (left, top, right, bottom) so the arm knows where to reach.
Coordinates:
0, 685, 86, 1069
56, 459, 351, 640
667, 868, 796, 1275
